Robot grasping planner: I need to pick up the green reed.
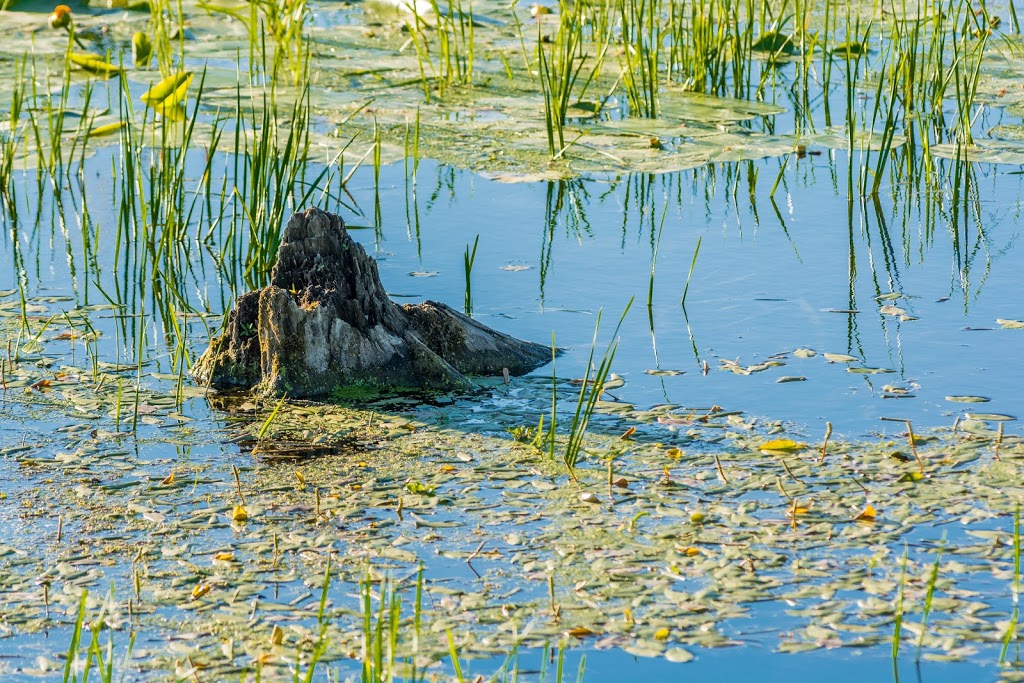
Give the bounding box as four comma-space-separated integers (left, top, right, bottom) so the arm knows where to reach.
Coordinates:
463, 234, 480, 316
1001, 504, 1021, 663
619, 0, 661, 117
537, 1, 608, 158
893, 548, 908, 660
917, 541, 944, 659
563, 297, 632, 480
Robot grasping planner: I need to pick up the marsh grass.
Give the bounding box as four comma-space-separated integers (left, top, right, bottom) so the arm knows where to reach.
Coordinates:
563, 298, 632, 480
893, 548, 909, 660
62, 590, 136, 683
619, 0, 661, 118
537, 2, 609, 158
463, 234, 480, 316
405, 0, 476, 98
917, 541, 944, 660
1001, 504, 1021, 663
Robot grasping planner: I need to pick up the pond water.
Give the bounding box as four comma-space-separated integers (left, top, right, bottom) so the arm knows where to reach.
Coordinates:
2, 0, 1024, 680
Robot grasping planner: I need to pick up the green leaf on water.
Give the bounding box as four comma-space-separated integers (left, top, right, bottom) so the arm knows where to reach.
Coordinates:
945, 395, 990, 403
832, 41, 867, 56
823, 353, 859, 363
776, 376, 806, 383
964, 413, 1017, 422
752, 32, 795, 54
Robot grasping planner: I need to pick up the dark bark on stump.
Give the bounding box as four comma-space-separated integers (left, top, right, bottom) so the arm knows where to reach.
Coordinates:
193, 208, 551, 398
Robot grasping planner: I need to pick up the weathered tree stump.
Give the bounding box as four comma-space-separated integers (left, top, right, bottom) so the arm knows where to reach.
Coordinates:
193, 208, 552, 398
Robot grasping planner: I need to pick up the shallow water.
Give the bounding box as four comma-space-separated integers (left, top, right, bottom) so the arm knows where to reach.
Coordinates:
3, 1, 1024, 679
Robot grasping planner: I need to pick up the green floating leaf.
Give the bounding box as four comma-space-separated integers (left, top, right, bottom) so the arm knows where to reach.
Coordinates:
776, 376, 806, 383
752, 32, 795, 54
832, 41, 867, 56
964, 413, 1017, 422
140, 71, 194, 119
847, 367, 895, 374
945, 395, 990, 403
69, 53, 122, 76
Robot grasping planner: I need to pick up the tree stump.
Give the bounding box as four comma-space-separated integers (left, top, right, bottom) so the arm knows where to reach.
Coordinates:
193, 208, 552, 398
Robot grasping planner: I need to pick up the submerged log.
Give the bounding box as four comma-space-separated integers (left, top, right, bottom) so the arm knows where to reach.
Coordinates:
193, 208, 552, 398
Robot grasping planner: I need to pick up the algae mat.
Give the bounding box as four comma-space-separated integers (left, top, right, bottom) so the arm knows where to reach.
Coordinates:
1, 313, 1023, 680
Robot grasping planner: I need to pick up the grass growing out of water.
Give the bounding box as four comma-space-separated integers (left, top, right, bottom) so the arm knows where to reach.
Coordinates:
1002, 504, 1021, 663
563, 298, 632, 480
537, 1, 608, 158
63, 590, 136, 683
917, 541, 944, 660
463, 234, 480, 316
619, 0, 660, 118
893, 548, 908, 660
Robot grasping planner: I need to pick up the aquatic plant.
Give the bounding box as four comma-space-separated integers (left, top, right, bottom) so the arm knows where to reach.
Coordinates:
563, 298, 632, 480
537, 1, 609, 158
463, 234, 480, 316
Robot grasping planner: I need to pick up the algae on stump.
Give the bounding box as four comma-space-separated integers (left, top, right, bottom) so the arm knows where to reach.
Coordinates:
194, 208, 551, 398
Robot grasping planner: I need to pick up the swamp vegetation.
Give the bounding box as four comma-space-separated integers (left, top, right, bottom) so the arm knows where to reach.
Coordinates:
1, 0, 1024, 679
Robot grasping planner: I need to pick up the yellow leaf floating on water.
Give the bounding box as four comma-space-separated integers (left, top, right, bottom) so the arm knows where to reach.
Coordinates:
88, 121, 124, 138
294, 471, 305, 485
786, 505, 810, 518
270, 624, 284, 646
665, 447, 683, 459
620, 426, 637, 440
212, 552, 235, 562
654, 627, 670, 641
680, 546, 700, 556
159, 472, 175, 486
232, 505, 248, 522
855, 504, 877, 522
140, 71, 193, 119
68, 53, 122, 76
191, 583, 212, 600
564, 626, 598, 638
759, 438, 806, 454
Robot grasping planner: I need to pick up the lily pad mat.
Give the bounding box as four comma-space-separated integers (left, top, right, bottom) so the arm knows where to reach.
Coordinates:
1, 312, 1023, 678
